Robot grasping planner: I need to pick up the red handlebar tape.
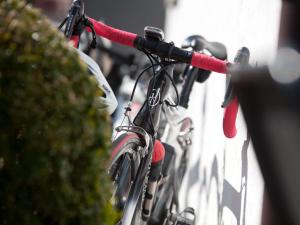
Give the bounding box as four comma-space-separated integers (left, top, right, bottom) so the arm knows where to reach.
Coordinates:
223, 96, 238, 138
110, 133, 139, 160
88, 18, 228, 74
191, 52, 228, 74
88, 17, 137, 47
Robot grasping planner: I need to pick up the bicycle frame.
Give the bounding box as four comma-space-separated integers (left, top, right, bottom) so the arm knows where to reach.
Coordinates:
133, 62, 175, 137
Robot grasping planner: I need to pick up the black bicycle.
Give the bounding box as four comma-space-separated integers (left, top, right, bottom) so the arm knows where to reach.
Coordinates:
59, 1, 237, 225
147, 34, 228, 225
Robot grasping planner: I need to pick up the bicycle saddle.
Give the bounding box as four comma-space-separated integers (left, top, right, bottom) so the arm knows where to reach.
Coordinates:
182, 35, 227, 60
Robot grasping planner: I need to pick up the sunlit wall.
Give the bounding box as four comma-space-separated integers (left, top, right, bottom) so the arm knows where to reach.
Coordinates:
165, 1, 281, 225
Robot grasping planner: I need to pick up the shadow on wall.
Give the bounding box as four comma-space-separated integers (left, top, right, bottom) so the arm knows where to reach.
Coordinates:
185, 134, 250, 225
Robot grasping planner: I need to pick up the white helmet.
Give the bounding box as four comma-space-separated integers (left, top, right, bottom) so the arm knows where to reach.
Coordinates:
75, 48, 118, 115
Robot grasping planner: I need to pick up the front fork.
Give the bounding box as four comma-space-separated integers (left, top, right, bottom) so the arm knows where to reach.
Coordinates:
142, 140, 165, 221
113, 125, 164, 223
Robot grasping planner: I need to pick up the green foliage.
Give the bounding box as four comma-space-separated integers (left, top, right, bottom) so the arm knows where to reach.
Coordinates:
0, 0, 118, 224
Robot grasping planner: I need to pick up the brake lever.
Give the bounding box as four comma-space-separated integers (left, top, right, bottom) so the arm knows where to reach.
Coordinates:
222, 73, 235, 108
222, 47, 250, 107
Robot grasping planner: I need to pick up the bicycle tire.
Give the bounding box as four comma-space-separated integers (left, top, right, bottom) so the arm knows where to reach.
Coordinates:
122, 153, 152, 225
109, 133, 153, 225
114, 153, 134, 210
110, 133, 143, 209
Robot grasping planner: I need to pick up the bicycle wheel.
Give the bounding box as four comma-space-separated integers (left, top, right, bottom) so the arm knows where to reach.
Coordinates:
109, 133, 143, 210
109, 133, 152, 225
122, 154, 152, 225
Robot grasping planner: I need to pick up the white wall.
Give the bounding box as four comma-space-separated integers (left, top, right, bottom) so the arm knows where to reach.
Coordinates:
165, 1, 281, 225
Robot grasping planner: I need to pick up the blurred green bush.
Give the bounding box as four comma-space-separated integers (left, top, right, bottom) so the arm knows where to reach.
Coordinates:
0, 1, 117, 224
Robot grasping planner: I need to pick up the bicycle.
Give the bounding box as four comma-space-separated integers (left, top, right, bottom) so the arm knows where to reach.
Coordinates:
146, 34, 228, 225
59, 1, 239, 225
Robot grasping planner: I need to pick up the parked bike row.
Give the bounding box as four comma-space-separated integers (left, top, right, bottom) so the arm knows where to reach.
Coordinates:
59, 1, 250, 225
